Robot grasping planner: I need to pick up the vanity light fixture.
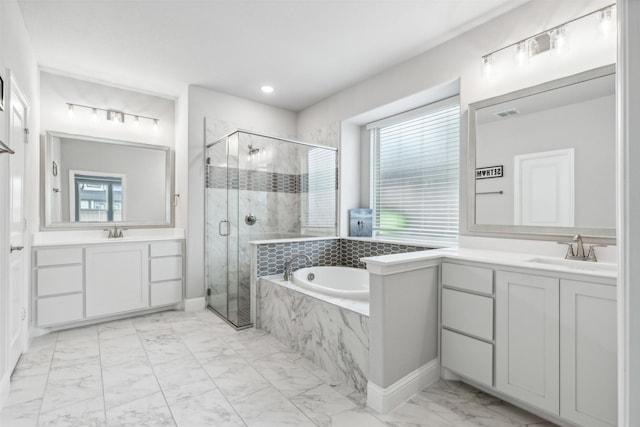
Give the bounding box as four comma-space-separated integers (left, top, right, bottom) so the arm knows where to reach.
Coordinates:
480, 3, 614, 77
65, 102, 160, 130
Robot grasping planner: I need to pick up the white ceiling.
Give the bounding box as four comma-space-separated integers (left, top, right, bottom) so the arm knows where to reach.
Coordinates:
18, 0, 527, 111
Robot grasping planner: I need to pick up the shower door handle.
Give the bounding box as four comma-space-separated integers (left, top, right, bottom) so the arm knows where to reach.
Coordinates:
218, 220, 230, 236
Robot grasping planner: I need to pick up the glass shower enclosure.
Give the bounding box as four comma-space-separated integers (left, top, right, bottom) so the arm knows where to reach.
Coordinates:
205, 129, 338, 328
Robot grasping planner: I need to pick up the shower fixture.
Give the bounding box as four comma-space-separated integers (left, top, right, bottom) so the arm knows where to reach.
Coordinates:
248, 144, 260, 155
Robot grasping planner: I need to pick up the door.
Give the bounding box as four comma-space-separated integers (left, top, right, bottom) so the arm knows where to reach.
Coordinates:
496, 271, 560, 414
206, 136, 230, 318
560, 280, 617, 427
514, 148, 574, 227
85, 244, 149, 317
8, 77, 29, 372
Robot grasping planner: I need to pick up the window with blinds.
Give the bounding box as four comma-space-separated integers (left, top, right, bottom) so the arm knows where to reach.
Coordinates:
302, 148, 337, 229
369, 97, 460, 245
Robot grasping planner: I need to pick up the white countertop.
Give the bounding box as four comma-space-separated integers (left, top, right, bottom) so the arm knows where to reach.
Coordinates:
32, 228, 185, 247
362, 247, 617, 280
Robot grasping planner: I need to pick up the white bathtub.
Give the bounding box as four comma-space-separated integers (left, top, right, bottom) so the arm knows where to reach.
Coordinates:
292, 266, 369, 300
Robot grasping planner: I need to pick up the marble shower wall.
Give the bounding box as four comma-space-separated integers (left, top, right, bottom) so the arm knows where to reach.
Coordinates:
257, 278, 369, 392
205, 129, 338, 325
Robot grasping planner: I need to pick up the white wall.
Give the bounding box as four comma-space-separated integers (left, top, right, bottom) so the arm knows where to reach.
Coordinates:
0, 0, 39, 409
298, 0, 616, 257
40, 72, 175, 148
185, 86, 297, 300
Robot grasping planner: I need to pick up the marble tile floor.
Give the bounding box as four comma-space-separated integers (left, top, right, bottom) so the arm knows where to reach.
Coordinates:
1, 309, 557, 427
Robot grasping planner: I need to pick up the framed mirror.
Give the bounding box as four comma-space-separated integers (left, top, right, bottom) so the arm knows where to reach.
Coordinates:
42, 131, 173, 229
468, 64, 615, 241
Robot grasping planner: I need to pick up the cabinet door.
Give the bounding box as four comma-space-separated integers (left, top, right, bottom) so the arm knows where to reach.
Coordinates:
496, 271, 560, 414
85, 244, 149, 318
561, 280, 617, 427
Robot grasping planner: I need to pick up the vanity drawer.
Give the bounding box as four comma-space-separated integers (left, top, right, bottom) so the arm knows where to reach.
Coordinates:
150, 256, 183, 282
37, 294, 84, 326
37, 265, 83, 296
442, 262, 493, 295
150, 280, 183, 307
150, 241, 182, 257
442, 288, 493, 340
442, 329, 493, 387
36, 247, 83, 267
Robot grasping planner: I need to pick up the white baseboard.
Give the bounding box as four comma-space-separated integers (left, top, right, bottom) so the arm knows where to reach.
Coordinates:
367, 358, 440, 414
183, 297, 206, 312
0, 370, 10, 412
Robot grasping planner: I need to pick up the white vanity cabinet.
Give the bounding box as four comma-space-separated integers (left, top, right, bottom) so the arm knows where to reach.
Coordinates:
440, 262, 494, 388
560, 280, 617, 427
34, 247, 84, 327
32, 239, 185, 328
85, 244, 150, 318
441, 260, 617, 427
495, 271, 560, 414
149, 241, 184, 307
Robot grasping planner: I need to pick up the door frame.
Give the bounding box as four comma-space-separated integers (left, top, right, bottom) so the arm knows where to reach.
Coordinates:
7, 70, 30, 372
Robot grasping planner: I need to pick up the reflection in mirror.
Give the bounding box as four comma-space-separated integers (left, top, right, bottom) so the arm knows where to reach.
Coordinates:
44, 131, 172, 228
469, 65, 615, 239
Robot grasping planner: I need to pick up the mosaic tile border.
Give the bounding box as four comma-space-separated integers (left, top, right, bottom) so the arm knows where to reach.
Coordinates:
255, 238, 432, 276
207, 166, 337, 193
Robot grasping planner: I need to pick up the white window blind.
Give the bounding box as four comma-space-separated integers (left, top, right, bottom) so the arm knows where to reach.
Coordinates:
302, 148, 336, 229
369, 97, 460, 245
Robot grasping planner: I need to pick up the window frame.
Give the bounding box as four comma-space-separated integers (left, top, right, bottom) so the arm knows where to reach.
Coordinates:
368, 96, 460, 246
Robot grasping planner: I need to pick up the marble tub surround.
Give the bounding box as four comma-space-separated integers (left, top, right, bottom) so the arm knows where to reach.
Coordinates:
257, 277, 369, 393
261, 275, 369, 316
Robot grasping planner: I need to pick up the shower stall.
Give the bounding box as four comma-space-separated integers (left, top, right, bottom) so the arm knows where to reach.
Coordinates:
205, 128, 338, 328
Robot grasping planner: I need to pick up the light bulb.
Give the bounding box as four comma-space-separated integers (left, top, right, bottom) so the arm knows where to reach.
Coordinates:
153, 119, 159, 132
599, 7, 613, 40
261, 85, 274, 94
481, 55, 494, 79
135, 116, 140, 127
550, 26, 568, 55
67, 104, 74, 119
515, 41, 528, 67
92, 108, 98, 122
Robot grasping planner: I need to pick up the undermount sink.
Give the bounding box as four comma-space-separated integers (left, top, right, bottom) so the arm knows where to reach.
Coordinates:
526, 257, 617, 272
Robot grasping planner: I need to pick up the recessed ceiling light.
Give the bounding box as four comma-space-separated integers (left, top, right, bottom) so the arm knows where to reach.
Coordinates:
261, 85, 274, 94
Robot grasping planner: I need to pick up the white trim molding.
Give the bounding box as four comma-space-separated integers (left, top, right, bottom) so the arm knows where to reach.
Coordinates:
617, 1, 640, 425
367, 359, 440, 414
0, 371, 10, 412
182, 297, 206, 312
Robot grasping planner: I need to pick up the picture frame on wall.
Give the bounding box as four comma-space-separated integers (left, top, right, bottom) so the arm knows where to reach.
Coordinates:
0, 73, 4, 111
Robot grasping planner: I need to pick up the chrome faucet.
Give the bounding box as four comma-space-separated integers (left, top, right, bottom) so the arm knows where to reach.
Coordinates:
283, 254, 312, 281
557, 234, 606, 262
104, 225, 125, 238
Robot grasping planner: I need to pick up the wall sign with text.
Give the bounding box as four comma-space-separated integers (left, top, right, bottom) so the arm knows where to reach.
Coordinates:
476, 165, 503, 179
